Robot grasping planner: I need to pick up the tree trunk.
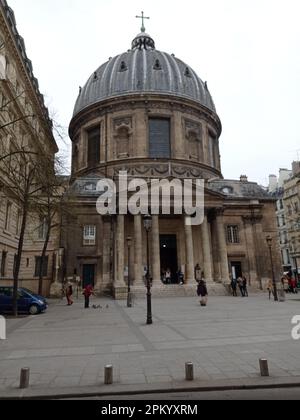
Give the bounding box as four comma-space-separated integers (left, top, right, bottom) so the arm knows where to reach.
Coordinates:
38, 224, 51, 296
12, 205, 28, 317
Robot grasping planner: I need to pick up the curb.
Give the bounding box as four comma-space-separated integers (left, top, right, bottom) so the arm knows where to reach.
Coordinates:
1, 376, 300, 400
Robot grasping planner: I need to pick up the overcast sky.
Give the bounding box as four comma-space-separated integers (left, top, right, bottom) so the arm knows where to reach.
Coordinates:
7, 0, 300, 185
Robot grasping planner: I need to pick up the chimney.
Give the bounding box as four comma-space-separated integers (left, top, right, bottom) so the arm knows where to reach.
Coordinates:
268, 175, 278, 192
292, 161, 300, 176
278, 168, 292, 187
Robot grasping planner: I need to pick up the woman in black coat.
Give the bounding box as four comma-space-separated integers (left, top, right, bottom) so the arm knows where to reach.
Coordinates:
197, 280, 208, 306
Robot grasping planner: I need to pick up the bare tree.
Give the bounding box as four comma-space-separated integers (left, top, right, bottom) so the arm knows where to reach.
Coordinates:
34, 155, 70, 296
0, 144, 45, 316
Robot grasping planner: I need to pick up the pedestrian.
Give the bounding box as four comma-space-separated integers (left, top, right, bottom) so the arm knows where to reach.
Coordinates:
267, 279, 274, 300
166, 269, 171, 285
66, 283, 73, 306
291, 277, 298, 294
83, 284, 94, 309
237, 276, 245, 297
197, 279, 208, 306
231, 277, 237, 297
177, 269, 184, 285
242, 274, 248, 297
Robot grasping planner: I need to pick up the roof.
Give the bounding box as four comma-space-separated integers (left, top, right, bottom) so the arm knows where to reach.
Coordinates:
73, 32, 216, 117
208, 179, 272, 200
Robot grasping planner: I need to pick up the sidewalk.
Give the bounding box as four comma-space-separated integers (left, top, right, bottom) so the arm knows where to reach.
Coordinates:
0, 294, 300, 399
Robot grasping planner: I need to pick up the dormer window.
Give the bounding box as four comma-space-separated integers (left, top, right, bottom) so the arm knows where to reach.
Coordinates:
222, 186, 233, 195
185, 67, 192, 78
153, 59, 162, 70
119, 61, 128, 72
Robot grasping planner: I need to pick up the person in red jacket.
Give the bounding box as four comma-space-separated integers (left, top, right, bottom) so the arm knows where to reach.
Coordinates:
83, 284, 94, 308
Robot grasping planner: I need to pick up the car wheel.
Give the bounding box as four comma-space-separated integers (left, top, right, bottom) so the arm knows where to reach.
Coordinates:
29, 305, 40, 315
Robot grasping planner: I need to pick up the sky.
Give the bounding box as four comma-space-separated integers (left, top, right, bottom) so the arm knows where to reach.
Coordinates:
7, 0, 300, 186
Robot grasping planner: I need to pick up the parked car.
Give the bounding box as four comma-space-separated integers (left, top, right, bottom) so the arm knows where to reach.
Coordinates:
0, 287, 47, 315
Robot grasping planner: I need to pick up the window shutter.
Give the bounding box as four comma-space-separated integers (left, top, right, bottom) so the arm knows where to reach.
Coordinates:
149, 119, 171, 159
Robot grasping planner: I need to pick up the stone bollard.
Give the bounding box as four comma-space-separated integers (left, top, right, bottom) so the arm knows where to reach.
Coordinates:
259, 359, 270, 377
20, 368, 30, 389
104, 365, 113, 385
185, 362, 194, 381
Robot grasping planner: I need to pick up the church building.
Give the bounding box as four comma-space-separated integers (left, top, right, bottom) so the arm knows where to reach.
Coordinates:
56, 24, 281, 298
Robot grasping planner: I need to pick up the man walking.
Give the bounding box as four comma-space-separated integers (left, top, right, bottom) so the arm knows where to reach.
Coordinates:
83, 284, 94, 309
242, 275, 249, 297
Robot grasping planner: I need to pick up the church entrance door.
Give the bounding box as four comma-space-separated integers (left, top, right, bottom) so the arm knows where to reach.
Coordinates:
82, 264, 95, 288
160, 235, 178, 284
231, 261, 242, 280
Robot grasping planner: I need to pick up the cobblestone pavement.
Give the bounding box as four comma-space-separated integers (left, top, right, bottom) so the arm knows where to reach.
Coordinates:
0, 293, 300, 397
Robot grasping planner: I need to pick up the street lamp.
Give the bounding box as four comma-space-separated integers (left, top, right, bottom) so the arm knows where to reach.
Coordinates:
266, 236, 278, 302
143, 214, 153, 325
126, 237, 133, 308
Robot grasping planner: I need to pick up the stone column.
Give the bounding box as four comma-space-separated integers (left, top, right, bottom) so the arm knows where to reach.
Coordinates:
243, 218, 257, 286
185, 217, 195, 284
151, 215, 161, 285
201, 214, 213, 282
216, 210, 230, 283
116, 215, 125, 285
134, 215, 143, 285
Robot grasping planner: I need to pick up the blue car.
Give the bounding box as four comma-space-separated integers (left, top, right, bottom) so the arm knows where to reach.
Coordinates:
0, 287, 47, 315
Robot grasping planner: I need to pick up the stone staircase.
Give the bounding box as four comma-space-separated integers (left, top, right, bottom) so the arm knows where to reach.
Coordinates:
130, 282, 229, 299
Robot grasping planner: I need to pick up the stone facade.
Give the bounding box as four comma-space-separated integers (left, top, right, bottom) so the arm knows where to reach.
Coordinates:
268, 169, 293, 271
61, 30, 282, 298
283, 162, 300, 276
0, 1, 59, 295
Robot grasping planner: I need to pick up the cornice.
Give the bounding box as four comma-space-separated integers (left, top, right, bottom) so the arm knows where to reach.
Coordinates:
0, 2, 56, 150
69, 95, 222, 139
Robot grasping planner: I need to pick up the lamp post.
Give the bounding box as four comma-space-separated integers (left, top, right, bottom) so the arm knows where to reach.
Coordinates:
266, 236, 278, 302
126, 237, 132, 308
143, 215, 153, 325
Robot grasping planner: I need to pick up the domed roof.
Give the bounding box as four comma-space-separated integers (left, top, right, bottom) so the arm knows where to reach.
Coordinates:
73, 32, 216, 116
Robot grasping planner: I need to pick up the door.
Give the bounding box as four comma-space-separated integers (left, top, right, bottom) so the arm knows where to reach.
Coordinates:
160, 235, 178, 284
231, 262, 242, 280
82, 265, 95, 288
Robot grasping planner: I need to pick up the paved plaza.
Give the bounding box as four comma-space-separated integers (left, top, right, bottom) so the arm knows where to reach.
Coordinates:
0, 292, 300, 398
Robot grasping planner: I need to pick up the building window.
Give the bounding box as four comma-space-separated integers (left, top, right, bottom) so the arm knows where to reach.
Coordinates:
5, 202, 12, 231
149, 118, 171, 159
227, 225, 240, 244
83, 225, 96, 246
34, 256, 49, 277
208, 131, 217, 167
87, 126, 100, 166
1, 251, 7, 277
38, 217, 48, 240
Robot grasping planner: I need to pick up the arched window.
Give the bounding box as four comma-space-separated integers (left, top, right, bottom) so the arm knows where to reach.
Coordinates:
87, 126, 100, 166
